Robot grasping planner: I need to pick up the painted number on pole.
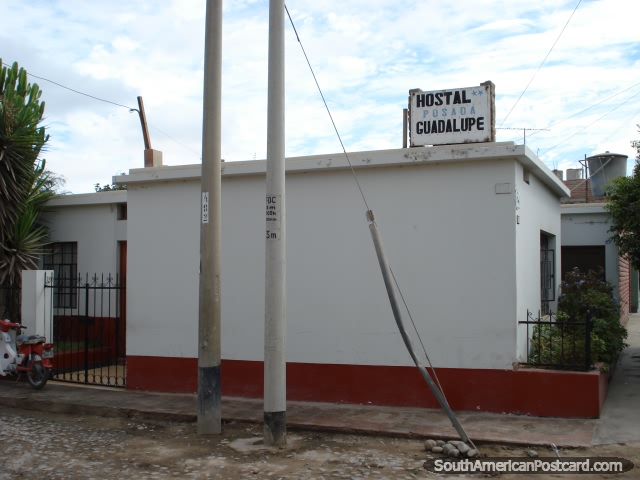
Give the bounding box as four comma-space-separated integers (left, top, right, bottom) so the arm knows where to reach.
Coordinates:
202, 192, 209, 224
266, 194, 281, 240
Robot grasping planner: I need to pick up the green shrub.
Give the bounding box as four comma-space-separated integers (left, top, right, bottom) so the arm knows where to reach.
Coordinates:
529, 268, 628, 371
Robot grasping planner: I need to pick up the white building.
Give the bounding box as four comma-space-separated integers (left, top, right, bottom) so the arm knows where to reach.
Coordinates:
43, 190, 128, 280
560, 200, 634, 324
43, 143, 615, 418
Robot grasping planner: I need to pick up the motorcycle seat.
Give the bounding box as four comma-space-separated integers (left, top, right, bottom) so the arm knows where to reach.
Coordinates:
16, 335, 46, 345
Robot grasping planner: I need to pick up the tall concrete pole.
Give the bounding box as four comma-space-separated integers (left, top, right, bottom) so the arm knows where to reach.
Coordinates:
198, 0, 223, 435
264, 0, 286, 447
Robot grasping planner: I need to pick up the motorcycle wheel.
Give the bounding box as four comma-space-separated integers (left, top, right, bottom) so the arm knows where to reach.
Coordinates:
26, 353, 49, 390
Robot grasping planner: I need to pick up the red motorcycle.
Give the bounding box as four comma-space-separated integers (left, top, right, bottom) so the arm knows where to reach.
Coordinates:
0, 319, 53, 389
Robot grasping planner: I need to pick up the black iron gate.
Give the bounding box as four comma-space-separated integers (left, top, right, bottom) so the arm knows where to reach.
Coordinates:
0, 281, 21, 323
45, 273, 126, 387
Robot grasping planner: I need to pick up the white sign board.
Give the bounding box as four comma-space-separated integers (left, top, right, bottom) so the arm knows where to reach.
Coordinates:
265, 194, 281, 240
202, 192, 209, 224
409, 82, 495, 147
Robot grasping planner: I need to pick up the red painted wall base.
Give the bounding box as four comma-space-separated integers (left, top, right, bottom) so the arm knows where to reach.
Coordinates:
126, 356, 607, 418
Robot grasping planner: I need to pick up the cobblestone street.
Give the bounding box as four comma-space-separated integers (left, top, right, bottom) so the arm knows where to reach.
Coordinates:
1, 407, 639, 479
0, 407, 431, 480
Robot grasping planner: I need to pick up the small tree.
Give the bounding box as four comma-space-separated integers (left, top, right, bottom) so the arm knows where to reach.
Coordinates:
529, 268, 628, 371
605, 129, 640, 269
95, 172, 127, 192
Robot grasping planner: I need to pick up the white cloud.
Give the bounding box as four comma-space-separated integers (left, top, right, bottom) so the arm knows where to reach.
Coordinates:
0, 0, 638, 193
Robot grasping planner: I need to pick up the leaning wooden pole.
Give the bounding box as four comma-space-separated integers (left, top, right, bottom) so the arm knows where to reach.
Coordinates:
366, 209, 472, 444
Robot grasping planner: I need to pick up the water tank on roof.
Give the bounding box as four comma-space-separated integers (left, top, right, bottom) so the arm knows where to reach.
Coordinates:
587, 152, 628, 197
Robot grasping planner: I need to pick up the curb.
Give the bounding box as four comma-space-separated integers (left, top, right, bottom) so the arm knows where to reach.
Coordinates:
0, 391, 590, 449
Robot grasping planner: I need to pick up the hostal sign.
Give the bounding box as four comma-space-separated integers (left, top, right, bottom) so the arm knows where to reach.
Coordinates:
409, 81, 495, 147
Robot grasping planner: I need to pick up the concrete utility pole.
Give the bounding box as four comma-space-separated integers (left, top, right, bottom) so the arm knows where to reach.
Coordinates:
263, 0, 287, 447
198, 0, 223, 435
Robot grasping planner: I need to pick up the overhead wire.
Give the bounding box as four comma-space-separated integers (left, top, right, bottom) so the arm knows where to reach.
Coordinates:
2, 61, 135, 111
390, 268, 446, 396
284, 5, 370, 212
499, 0, 582, 127
567, 156, 612, 193
1, 61, 202, 161
505, 80, 640, 144
519, 84, 640, 173
566, 111, 640, 194
285, 4, 449, 401
540, 88, 640, 156
588, 107, 640, 155
148, 124, 202, 160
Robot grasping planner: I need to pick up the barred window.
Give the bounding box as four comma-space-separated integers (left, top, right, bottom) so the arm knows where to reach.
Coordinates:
43, 242, 78, 308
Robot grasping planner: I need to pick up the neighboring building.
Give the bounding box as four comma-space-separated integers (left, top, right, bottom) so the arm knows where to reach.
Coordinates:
557, 154, 636, 324
42, 190, 128, 281
40, 191, 129, 386
45, 142, 617, 418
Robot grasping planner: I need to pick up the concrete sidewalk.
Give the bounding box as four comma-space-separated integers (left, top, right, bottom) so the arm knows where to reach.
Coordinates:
1, 313, 637, 449
593, 312, 640, 445
0, 381, 595, 448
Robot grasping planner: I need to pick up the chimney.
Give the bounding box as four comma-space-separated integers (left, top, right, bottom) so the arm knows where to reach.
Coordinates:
566, 168, 582, 180
144, 149, 163, 168
552, 169, 564, 181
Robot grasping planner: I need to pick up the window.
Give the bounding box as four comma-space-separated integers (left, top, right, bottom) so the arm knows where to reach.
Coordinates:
561, 246, 606, 280
43, 242, 78, 308
540, 233, 556, 315
117, 203, 127, 220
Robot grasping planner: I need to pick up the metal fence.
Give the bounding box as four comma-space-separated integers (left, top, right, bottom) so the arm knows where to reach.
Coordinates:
45, 273, 126, 387
519, 309, 592, 371
0, 281, 21, 323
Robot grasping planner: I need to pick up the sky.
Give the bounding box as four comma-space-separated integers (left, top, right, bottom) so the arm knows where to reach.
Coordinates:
1, 0, 639, 194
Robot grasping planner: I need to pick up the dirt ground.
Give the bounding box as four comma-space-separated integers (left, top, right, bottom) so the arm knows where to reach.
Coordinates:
0, 407, 638, 479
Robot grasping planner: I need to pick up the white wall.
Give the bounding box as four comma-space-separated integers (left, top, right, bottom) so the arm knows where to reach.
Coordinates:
515, 163, 563, 360
127, 157, 528, 369
126, 180, 200, 357
560, 205, 618, 294
42, 192, 127, 316
43, 193, 127, 277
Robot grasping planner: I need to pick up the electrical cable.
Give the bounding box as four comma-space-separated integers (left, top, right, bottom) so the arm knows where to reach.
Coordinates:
535, 104, 639, 175
390, 267, 446, 396
148, 124, 202, 160
568, 156, 612, 193
1, 61, 202, 161
505, 80, 640, 144
285, 5, 370, 212
588, 107, 640, 155
2, 61, 135, 111
285, 5, 476, 448
499, 0, 582, 127
540, 88, 640, 156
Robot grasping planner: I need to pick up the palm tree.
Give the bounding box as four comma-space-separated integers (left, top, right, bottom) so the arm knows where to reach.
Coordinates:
0, 60, 55, 318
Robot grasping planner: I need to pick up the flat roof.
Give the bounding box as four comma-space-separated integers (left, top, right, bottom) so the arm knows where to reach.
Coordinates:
113, 142, 570, 197
46, 190, 127, 207
114, 142, 569, 198
560, 203, 608, 214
